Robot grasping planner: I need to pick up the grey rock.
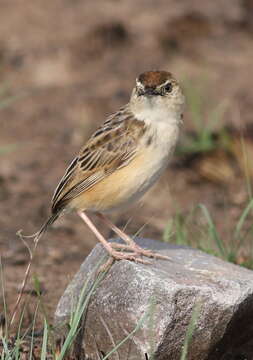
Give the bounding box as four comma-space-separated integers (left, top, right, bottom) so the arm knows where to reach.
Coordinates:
54, 238, 253, 360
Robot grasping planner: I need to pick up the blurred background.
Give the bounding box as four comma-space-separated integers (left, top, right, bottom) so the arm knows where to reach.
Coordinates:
1, 0, 253, 318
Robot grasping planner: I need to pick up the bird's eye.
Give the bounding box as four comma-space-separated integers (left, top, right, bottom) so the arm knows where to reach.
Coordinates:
164, 83, 172, 93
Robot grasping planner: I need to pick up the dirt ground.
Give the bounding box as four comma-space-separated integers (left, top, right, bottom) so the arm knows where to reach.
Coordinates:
1, 0, 253, 335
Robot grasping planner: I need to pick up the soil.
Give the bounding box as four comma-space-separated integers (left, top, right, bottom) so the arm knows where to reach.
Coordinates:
1, 0, 253, 356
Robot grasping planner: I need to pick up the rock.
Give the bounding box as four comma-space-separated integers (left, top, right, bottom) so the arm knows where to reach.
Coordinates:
54, 238, 253, 360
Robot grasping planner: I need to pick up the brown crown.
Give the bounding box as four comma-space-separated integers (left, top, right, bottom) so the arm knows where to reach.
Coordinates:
137, 71, 173, 87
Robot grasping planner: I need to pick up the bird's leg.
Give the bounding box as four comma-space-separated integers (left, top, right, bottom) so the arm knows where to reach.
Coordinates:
96, 213, 170, 261
77, 211, 149, 264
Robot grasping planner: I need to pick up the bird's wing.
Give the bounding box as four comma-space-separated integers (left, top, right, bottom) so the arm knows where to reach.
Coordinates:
51, 108, 146, 213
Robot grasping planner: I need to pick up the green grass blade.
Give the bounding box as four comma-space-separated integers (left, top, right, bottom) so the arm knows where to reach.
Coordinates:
198, 204, 227, 258
146, 296, 157, 360
240, 136, 252, 198
1, 336, 10, 360
163, 219, 174, 242
180, 302, 201, 360
57, 273, 104, 359
14, 301, 28, 360
103, 296, 156, 360
28, 302, 39, 360
41, 319, 48, 360
235, 198, 253, 238
102, 312, 148, 360
0, 258, 8, 339
57, 256, 109, 360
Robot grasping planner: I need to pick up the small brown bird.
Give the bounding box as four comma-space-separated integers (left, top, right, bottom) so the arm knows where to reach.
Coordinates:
28, 71, 185, 264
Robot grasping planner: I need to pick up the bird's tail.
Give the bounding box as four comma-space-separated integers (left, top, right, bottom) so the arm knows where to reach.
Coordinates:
17, 212, 60, 245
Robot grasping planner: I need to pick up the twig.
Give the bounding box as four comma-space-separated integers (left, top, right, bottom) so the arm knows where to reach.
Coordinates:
10, 231, 39, 326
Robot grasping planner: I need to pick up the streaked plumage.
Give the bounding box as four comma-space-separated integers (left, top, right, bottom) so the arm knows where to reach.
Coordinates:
25, 70, 185, 265
52, 110, 146, 213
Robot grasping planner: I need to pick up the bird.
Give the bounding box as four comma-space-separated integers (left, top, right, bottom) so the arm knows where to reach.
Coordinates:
25, 70, 185, 265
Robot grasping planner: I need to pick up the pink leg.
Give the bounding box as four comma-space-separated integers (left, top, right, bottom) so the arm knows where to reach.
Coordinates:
96, 213, 170, 261
77, 211, 149, 264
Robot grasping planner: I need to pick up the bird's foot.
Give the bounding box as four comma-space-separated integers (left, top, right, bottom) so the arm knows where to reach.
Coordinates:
110, 242, 170, 261
102, 242, 150, 264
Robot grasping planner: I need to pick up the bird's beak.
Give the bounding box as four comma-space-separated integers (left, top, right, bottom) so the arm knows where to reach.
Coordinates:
144, 87, 159, 96
136, 87, 159, 97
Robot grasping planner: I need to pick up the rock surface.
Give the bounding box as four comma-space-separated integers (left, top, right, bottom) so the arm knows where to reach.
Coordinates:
54, 238, 253, 360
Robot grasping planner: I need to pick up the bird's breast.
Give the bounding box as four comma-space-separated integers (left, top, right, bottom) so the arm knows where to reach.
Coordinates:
70, 121, 179, 213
